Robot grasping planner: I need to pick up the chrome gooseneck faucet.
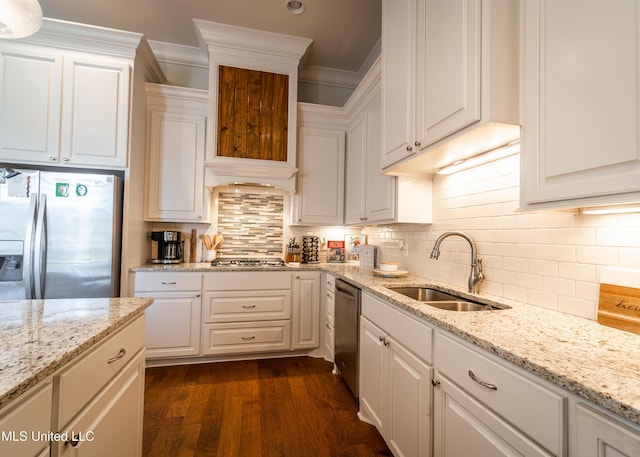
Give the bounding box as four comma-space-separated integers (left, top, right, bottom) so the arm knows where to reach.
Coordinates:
430, 231, 485, 294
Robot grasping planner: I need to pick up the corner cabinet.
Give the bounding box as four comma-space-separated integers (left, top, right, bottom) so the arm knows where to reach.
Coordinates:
381, 0, 519, 175
520, 0, 640, 209
0, 42, 131, 169
345, 59, 433, 225
292, 104, 346, 225
144, 84, 209, 223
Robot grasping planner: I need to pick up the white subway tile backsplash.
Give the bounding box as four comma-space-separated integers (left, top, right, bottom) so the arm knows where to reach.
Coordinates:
362, 154, 640, 321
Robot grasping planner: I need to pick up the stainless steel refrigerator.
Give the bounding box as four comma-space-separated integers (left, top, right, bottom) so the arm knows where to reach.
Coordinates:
0, 167, 123, 299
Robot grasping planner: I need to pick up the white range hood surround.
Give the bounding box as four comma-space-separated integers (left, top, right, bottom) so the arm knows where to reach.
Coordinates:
195, 19, 312, 193
204, 160, 298, 193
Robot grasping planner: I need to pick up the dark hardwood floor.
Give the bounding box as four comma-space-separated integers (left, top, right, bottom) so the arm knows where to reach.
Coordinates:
143, 356, 392, 457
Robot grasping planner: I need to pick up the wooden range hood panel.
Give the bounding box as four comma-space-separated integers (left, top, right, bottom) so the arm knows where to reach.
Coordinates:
195, 20, 312, 192
217, 65, 289, 162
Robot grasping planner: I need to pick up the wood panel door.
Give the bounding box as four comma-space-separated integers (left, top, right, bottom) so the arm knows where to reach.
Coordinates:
217, 65, 289, 161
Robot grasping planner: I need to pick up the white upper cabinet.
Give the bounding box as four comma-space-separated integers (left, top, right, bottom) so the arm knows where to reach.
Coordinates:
345, 60, 432, 225
0, 44, 63, 164
145, 84, 209, 223
0, 47, 131, 169
520, 0, 640, 209
382, 0, 519, 175
293, 104, 346, 225
0, 19, 159, 170
60, 55, 131, 168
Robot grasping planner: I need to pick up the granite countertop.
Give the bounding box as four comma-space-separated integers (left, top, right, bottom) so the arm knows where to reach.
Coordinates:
131, 262, 640, 426
0, 297, 153, 410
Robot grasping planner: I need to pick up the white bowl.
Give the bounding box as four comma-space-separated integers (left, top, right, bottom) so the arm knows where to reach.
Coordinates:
378, 262, 398, 272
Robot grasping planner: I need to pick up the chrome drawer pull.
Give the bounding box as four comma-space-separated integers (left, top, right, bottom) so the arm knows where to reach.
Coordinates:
468, 370, 498, 391
242, 336, 256, 341
107, 348, 127, 364
242, 305, 256, 309
161, 281, 177, 285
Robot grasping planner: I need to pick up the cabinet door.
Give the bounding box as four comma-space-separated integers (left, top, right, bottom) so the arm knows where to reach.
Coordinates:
364, 95, 397, 223
294, 126, 345, 225
56, 352, 145, 457
139, 292, 201, 358
0, 44, 62, 164
344, 112, 367, 224
292, 272, 320, 349
60, 55, 131, 168
433, 374, 553, 457
417, 0, 480, 147
521, 0, 640, 207
145, 109, 207, 222
359, 317, 387, 433
381, 0, 417, 169
572, 403, 640, 457
0, 383, 52, 457
386, 338, 432, 457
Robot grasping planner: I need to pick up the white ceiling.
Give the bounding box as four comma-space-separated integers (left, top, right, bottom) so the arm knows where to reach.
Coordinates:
39, 0, 382, 80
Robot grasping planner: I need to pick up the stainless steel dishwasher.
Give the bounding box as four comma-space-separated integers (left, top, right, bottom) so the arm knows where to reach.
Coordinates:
334, 278, 361, 397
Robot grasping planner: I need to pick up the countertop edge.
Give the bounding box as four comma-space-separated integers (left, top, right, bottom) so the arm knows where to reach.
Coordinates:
0, 300, 151, 411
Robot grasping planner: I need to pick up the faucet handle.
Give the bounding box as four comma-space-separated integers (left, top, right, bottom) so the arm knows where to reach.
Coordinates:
476, 257, 483, 272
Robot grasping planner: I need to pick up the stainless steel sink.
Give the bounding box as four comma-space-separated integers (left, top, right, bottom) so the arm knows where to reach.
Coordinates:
386, 286, 505, 311
387, 287, 459, 302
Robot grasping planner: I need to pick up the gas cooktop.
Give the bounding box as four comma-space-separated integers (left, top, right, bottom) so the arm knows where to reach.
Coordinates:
210, 257, 286, 267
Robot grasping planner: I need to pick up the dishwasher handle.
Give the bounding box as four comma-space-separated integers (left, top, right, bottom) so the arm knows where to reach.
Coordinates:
336, 281, 360, 299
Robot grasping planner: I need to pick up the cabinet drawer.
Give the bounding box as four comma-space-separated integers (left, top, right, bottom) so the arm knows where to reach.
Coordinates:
56, 316, 145, 429
361, 292, 433, 363
202, 321, 291, 355
134, 272, 202, 292
434, 331, 565, 455
326, 289, 335, 326
325, 274, 335, 293
203, 290, 291, 323
204, 271, 291, 290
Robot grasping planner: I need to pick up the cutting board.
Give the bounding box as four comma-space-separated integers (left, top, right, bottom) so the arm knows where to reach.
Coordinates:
598, 268, 640, 335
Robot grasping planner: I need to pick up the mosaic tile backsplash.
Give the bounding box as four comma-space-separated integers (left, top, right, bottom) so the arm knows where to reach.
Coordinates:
217, 191, 284, 256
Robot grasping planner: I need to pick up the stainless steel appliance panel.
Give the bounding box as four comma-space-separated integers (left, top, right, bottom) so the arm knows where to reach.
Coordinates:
0, 170, 39, 299
0, 168, 122, 300
39, 171, 122, 298
334, 278, 361, 397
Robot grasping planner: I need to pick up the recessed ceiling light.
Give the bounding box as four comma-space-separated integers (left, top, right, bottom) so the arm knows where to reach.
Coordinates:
285, 0, 305, 15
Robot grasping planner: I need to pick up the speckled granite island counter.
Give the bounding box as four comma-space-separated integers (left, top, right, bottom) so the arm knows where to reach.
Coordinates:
132, 262, 640, 430
0, 297, 153, 410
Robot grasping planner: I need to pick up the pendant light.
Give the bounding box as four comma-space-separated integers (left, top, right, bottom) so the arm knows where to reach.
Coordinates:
0, 0, 43, 39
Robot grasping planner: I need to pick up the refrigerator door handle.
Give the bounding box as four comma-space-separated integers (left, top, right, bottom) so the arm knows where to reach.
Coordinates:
33, 194, 47, 299
22, 194, 38, 299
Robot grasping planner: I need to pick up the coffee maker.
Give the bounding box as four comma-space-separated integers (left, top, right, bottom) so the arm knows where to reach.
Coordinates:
150, 231, 183, 264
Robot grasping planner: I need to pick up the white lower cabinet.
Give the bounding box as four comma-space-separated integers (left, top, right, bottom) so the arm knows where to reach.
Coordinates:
54, 351, 145, 457
433, 330, 566, 457
571, 401, 640, 457
202, 271, 294, 355
53, 316, 145, 457
359, 293, 433, 457
0, 382, 52, 457
134, 272, 202, 359
292, 271, 321, 350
